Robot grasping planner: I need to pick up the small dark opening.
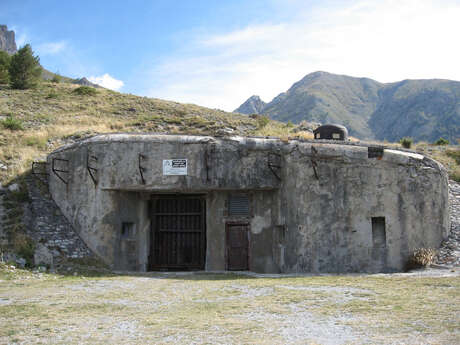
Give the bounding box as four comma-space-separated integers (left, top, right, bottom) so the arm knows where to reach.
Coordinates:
368, 146, 384, 159
121, 222, 135, 239
372, 217, 386, 248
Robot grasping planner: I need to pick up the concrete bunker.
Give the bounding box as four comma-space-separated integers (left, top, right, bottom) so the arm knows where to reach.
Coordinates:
314, 124, 348, 141
46, 134, 450, 273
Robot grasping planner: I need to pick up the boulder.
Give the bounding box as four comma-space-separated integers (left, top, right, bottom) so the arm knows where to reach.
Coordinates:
8, 183, 19, 192
34, 243, 53, 268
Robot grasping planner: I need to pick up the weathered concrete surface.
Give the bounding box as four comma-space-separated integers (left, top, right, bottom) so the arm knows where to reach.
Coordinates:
47, 134, 450, 273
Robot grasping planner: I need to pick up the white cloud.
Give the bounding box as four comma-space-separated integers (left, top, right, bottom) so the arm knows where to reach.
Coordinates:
36, 41, 68, 56
88, 73, 124, 91
145, 0, 460, 111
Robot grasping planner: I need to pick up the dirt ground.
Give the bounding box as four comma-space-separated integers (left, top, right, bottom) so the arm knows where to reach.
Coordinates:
0, 267, 459, 345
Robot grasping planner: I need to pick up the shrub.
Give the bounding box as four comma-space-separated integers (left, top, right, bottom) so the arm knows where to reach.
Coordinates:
9, 44, 42, 89
256, 115, 270, 128
1, 116, 23, 130
46, 91, 59, 99
405, 248, 437, 271
7, 185, 30, 203
72, 86, 98, 96
12, 233, 35, 267
399, 137, 413, 149
286, 121, 294, 128
51, 73, 61, 83
434, 137, 449, 146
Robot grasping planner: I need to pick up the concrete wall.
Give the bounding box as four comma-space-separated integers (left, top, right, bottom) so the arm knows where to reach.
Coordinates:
47, 134, 450, 273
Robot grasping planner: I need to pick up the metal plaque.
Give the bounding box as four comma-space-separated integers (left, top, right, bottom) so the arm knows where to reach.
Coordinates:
163, 159, 187, 175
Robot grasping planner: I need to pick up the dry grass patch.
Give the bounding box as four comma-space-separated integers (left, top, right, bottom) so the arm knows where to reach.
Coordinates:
0, 269, 459, 344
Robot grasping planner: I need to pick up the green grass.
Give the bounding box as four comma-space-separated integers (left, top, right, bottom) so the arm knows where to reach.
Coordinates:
1, 116, 23, 130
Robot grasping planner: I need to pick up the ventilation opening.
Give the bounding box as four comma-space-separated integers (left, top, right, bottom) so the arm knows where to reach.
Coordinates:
121, 222, 136, 239
372, 217, 386, 248
368, 146, 384, 159
228, 195, 250, 216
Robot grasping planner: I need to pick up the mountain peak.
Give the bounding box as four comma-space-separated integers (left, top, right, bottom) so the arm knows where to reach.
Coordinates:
0, 25, 17, 55
234, 95, 266, 114
234, 71, 460, 143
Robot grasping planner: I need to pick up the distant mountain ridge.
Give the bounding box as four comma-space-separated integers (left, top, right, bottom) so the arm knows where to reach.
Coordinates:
235, 71, 460, 143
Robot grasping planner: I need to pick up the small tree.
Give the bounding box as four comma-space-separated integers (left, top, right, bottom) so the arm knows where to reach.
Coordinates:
0, 51, 10, 84
9, 44, 42, 89
399, 137, 413, 149
434, 137, 449, 146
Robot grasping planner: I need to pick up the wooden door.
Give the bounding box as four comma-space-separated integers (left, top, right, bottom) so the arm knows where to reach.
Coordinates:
149, 195, 206, 270
226, 223, 249, 270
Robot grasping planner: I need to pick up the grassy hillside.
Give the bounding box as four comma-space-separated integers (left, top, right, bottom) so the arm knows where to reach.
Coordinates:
0, 82, 313, 184
0, 81, 458, 185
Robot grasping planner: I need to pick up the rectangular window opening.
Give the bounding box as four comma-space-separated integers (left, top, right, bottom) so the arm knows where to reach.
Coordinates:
121, 222, 136, 239
368, 146, 384, 159
372, 217, 386, 248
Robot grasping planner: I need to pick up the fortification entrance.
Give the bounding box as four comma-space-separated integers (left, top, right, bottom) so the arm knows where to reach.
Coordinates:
149, 194, 206, 271
45, 134, 450, 273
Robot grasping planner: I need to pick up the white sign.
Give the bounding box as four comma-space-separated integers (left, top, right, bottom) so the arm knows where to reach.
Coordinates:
163, 159, 187, 175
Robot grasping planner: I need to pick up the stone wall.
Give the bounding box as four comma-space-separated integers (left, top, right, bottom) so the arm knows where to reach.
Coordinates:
22, 176, 93, 265
435, 180, 460, 267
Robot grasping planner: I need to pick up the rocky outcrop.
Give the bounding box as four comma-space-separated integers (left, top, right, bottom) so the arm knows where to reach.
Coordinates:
234, 95, 266, 114
73, 77, 100, 88
0, 25, 17, 54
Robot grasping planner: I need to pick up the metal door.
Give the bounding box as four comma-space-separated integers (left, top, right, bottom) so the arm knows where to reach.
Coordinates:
226, 223, 249, 270
149, 195, 206, 270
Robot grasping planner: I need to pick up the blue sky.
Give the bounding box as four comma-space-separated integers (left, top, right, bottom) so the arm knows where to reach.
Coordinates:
1, 0, 460, 111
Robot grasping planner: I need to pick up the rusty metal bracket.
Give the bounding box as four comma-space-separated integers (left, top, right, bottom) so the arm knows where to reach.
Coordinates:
139, 154, 146, 184
52, 158, 69, 185
204, 144, 216, 182
86, 151, 98, 187
32, 161, 49, 184
267, 152, 282, 181
204, 149, 210, 182
311, 146, 319, 180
